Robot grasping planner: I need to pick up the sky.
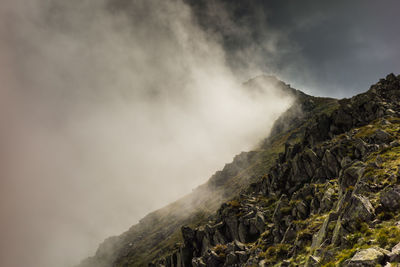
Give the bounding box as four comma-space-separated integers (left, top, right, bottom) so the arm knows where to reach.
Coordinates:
186, 0, 400, 97
0, 1, 399, 267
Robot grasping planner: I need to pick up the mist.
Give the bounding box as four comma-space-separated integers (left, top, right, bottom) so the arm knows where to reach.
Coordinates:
0, 0, 293, 267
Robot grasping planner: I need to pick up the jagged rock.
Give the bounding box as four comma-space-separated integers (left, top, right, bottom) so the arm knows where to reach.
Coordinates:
311, 212, 337, 250
225, 216, 239, 241
322, 149, 339, 177
182, 226, 195, 245
331, 216, 345, 246
373, 129, 393, 143
238, 221, 249, 243
181, 246, 193, 266
255, 212, 266, 233
225, 252, 238, 265
342, 194, 375, 229
340, 156, 353, 169
200, 233, 212, 255
235, 251, 248, 263
213, 229, 226, 245
354, 138, 368, 159
346, 247, 390, 266
339, 162, 365, 192
319, 187, 336, 213
380, 185, 400, 211
294, 199, 309, 219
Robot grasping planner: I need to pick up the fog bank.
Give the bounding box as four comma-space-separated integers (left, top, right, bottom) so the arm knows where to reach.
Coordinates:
0, 1, 293, 266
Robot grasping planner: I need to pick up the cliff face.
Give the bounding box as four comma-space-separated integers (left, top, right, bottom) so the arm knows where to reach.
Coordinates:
80, 73, 400, 267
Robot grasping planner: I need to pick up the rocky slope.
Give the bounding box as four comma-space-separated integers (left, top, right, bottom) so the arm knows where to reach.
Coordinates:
78, 76, 337, 267
80, 74, 400, 267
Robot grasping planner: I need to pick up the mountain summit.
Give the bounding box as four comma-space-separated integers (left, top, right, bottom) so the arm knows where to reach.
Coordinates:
79, 74, 400, 267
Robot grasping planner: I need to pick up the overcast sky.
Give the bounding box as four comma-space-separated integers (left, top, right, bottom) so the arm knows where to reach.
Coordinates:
186, 0, 400, 97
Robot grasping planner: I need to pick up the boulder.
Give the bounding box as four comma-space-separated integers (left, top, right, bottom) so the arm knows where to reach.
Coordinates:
347, 247, 390, 266
322, 149, 339, 177
319, 188, 336, 213
238, 221, 249, 243
343, 195, 375, 230
380, 186, 400, 211
225, 216, 239, 241
354, 138, 368, 159
373, 129, 393, 143
339, 162, 365, 192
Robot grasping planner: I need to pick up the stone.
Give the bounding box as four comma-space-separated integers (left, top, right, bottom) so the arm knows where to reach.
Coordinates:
339, 162, 365, 192
373, 129, 393, 143
182, 226, 195, 245
380, 186, 400, 211
238, 221, 249, 243
225, 216, 239, 241
225, 252, 238, 265
235, 251, 249, 263
347, 247, 389, 266
320, 188, 336, 213
343, 195, 375, 229
322, 149, 339, 177
213, 229, 226, 245
331, 217, 346, 246
341, 156, 353, 169
354, 138, 368, 158
311, 212, 337, 250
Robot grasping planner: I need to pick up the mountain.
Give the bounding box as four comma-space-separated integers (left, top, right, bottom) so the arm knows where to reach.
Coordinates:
79, 73, 400, 267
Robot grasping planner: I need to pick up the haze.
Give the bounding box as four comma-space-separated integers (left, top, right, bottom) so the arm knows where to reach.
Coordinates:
0, 1, 293, 266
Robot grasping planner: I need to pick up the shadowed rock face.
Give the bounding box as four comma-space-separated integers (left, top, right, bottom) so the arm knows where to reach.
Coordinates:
80, 74, 400, 267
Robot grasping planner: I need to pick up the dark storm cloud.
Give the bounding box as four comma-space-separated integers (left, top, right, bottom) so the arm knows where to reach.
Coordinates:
186, 0, 400, 97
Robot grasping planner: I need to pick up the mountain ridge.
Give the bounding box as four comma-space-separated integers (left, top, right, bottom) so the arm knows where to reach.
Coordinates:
79, 73, 400, 267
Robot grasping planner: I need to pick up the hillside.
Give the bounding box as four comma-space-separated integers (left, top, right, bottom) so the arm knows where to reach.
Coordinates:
79, 74, 400, 267
78, 76, 337, 267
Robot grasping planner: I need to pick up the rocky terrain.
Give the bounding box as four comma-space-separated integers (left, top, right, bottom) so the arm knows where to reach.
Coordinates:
79, 74, 400, 266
